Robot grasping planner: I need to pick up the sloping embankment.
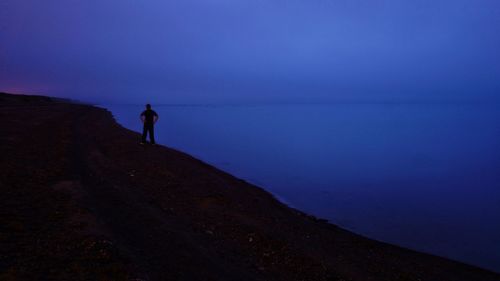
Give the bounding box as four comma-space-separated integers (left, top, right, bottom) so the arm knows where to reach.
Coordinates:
1, 92, 499, 281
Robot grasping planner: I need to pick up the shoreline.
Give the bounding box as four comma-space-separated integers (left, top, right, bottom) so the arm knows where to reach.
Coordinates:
1, 92, 499, 281
105, 101, 500, 273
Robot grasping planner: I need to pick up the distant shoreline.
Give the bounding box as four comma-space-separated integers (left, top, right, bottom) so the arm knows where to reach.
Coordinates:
99, 100, 500, 108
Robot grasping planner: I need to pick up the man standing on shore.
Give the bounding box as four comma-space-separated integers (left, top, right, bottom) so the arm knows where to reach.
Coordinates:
140, 104, 159, 145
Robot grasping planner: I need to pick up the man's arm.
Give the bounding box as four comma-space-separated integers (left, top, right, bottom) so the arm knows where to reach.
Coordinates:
140, 112, 145, 123
153, 112, 159, 124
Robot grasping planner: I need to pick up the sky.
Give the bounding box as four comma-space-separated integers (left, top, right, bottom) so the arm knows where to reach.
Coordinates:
1, 0, 500, 104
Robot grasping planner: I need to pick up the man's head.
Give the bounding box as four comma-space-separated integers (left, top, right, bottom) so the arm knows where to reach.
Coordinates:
146, 104, 151, 109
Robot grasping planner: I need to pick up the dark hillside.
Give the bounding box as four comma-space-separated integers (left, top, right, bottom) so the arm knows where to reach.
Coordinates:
1, 92, 499, 281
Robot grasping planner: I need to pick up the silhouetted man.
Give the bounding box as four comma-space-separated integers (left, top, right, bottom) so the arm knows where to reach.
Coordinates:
140, 104, 159, 145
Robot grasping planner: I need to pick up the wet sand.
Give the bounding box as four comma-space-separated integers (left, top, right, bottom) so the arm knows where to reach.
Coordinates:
1, 92, 499, 281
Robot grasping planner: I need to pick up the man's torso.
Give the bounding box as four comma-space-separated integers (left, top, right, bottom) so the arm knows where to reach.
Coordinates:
141, 109, 158, 125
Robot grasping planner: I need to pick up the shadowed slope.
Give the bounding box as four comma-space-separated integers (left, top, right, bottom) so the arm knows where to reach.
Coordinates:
1, 92, 499, 281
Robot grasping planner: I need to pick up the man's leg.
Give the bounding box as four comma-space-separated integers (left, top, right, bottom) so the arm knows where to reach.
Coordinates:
141, 125, 147, 143
149, 125, 156, 144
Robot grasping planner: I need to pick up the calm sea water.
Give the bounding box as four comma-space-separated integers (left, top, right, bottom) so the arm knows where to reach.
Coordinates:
104, 103, 500, 272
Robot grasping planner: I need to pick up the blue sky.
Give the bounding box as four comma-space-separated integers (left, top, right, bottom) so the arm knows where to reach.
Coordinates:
1, 0, 499, 103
